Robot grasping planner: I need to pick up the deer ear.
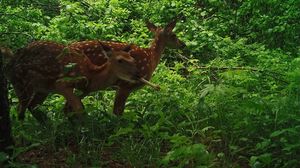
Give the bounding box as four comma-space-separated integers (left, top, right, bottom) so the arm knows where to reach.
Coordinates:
165, 19, 177, 32
101, 44, 112, 52
99, 42, 113, 57
176, 13, 185, 21
165, 14, 185, 32
146, 20, 157, 32
122, 44, 132, 52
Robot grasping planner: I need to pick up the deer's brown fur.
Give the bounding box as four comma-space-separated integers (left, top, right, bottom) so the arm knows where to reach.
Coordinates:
3, 41, 139, 121
68, 19, 185, 115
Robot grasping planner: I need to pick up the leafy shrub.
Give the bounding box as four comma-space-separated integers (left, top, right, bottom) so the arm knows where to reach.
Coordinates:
1, 0, 299, 167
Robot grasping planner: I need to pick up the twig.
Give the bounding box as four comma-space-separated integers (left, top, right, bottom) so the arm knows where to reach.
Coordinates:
195, 66, 288, 84
139, 78, 161, 91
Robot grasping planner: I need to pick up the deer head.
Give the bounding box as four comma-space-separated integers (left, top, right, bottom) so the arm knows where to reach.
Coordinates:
89, 43, 139, 83
108, 49, 139, 83
146, 18, 186, 49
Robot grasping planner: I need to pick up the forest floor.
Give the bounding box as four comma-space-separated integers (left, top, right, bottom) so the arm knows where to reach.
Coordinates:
18, 144, 129, 168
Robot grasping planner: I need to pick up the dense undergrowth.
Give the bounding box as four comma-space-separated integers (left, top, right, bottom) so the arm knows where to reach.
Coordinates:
1, 0, 300, 167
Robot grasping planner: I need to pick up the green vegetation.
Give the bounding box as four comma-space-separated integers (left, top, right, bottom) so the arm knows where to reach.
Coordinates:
1, 0, 300, 167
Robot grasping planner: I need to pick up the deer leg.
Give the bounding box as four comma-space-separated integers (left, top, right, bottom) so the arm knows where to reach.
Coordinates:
15, 83, 49, 123
63, 99, 85, 114
113, 87, 132, 115
13, 85, 30, 121
17, 102, 27, 121
28, 93, 48, 124
63, 101, 72, 114
56, 85, 84, 119
63, 93, 86, 114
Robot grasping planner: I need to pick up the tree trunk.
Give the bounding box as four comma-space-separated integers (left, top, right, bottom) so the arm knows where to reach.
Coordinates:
0, 51, 13, 152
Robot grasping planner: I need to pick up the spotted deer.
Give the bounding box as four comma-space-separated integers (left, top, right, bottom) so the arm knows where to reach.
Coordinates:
2, 41, 141, 122
68, 18, 185, 115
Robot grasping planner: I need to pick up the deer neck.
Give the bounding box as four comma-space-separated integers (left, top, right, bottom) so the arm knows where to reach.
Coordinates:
149, 34, 167, 68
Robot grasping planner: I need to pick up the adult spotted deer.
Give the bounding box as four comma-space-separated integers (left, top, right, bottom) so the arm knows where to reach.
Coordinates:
2, 41, 142, 122
68, 18, 185, 115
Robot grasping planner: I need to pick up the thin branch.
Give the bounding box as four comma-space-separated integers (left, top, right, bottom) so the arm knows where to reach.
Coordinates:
197, 66, 262, 72
174, 53, 287, 83
195, 66, 288, 84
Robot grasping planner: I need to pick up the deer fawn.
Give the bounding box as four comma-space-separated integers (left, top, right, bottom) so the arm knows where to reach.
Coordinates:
3, 41, 140, 122
68, 18, 185, 115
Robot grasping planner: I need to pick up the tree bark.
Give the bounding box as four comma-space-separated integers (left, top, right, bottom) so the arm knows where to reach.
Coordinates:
0, 51, 13, 152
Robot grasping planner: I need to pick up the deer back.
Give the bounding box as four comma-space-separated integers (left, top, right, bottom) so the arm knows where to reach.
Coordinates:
11, 41, 64, 87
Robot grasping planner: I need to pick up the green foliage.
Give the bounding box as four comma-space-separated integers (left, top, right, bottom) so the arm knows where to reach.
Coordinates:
1, 0, 300, 167
161, 135, 211, 167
